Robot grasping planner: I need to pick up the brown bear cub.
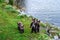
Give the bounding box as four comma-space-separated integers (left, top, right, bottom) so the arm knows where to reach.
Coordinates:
17, 22, 24, 33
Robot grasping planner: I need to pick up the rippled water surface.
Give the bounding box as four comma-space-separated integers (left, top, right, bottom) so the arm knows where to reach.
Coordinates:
25, 0, 60, 27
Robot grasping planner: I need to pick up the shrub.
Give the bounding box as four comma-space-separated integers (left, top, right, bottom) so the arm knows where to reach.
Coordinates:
9, 0, 13, 5
40, 22, 46, 27
0, 0, 4, 3
5, 5, 17, 13
38, 34, 51, 40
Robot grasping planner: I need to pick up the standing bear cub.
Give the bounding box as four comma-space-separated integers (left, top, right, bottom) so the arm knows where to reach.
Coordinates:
17, 22, 24, 33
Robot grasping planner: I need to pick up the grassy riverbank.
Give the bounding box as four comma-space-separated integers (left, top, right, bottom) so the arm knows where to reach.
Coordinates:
0, 3, 60, 40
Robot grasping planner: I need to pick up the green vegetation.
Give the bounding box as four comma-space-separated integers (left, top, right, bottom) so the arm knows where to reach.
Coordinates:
0, 2, 60, 40
0, 0, 4, 3
0, 3, 51, 40
9, 0, 13, 5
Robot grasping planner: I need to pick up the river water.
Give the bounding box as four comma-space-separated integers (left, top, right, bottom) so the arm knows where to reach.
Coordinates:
24, 0, 60, 27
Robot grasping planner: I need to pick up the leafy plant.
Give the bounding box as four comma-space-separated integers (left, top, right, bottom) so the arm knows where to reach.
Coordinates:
0, 0, 4, 3
9, 0, 13, 5
5, 5, 17, 13
38, 34, 51, 40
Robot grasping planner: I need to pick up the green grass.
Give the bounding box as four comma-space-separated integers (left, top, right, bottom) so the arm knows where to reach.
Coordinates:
0, 9, 42, 40
0, 4, 39, 40
0, 3, 53, 40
